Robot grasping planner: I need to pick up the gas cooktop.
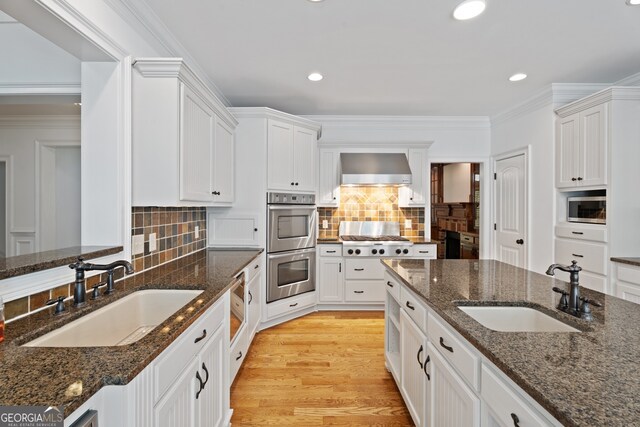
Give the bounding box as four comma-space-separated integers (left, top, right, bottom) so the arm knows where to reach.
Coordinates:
338, 221, 414, 257
340, 235, 410, 242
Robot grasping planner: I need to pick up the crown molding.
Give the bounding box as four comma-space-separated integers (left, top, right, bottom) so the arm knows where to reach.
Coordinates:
0, 82, 81, 95
551, 83, 610, 107
302, 115, 490, 131
229, 107, 322, 134
615, 71, 640, 87
104, 0, 231, 107
555, 87, 640, 117
319, 140, 434, 149
0, 115, 80, 129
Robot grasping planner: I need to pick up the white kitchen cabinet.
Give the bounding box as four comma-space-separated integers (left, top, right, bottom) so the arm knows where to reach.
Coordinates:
267, 119, 317, 192
555, 103, 607, 189
615, 263, 640, 304
317, 149, 340, 207
247, 262, 262, 340
318, 255, 344, 303
400, 310, 428, 427
132, 58, 237, 206
154, 357, 198, 427
427, 342, 480, 427
399, 148, 428, 207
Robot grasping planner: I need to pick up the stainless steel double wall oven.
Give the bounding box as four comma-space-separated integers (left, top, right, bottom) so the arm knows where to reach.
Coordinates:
266, 192, 316, 303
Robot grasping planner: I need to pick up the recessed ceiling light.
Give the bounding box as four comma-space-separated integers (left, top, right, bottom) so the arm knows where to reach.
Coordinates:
627, 0, 640, 5
453, 0, 486, 20
308, 0, 324, 2
509, 73, 527, 82
308, 73, 323, 82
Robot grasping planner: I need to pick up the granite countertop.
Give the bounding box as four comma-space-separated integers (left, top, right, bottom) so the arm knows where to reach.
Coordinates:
382, 259, 640, 427
0, 246, 124, 280
0, 248, 262, 417
611, 257, 640, 267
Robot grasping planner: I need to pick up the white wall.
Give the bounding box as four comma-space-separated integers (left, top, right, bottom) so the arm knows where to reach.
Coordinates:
54, 146, 81, 249
443, 163, 471, 203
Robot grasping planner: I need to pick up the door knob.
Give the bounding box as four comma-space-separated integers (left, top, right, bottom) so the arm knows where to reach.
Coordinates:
516, 239, 524, 245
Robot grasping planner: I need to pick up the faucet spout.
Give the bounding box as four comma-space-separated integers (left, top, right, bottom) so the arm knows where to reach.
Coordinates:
546, 260, 582, 316
68, 257, 135, 306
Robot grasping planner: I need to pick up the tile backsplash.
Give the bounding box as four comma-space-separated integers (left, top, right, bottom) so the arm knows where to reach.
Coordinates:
318, 186, 425, 239
131, 207, 207, 273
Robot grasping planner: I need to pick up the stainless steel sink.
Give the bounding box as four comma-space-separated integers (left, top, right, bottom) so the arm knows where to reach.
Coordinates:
24, 289, 204, 347
458, 306, 580, 333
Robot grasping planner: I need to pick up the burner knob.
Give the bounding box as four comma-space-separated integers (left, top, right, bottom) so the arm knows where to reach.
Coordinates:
403, 249, 409, 254
355, 249, 361, 255
371, 249, 378, 255
379, 249, 385, 255
347, 249, 354, 255
396, 249, 402, 254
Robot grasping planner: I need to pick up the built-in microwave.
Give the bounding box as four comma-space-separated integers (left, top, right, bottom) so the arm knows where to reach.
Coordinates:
567, 196, 606, 224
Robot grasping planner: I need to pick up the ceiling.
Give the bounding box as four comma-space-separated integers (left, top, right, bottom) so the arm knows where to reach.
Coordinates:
143, 0, 640, 116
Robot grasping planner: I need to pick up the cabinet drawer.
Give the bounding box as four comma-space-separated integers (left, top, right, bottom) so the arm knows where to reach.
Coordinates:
345, 258, 385, 280
580, 271, 607, 293
345, 280, 385, 302
319, 245, 342, 257
555, 223, 607, 243
245, 255, 262, 283
384, 272, 401, 303
400, 286, 427, 333
555, 238, 607, 275
154, 297, 225, 402
428, 312, 479, 391
617, 282, 640, 305
230, 325, 248, 383
618, 265, 640, 286
413, 244, 437, 259
266, 291, 316, 319
460, 234, 474, 244
482, 365, 548, 427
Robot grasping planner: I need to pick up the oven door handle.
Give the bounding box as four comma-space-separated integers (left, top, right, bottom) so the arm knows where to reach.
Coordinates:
268, 205, 316, 211
267, 248, 317, 260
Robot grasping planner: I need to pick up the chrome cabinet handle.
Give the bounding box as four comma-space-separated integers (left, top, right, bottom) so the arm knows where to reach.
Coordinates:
194, 329, 207, 344
440, 336, 454, 353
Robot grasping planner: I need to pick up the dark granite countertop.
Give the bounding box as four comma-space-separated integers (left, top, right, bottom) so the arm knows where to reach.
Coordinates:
382, 259, 640, 427
0, 246, 124, 280
0, 248, 262, 417
611, 257, 640, 267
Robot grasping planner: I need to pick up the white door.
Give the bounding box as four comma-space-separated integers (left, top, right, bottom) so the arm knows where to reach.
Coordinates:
180, 83, 214, 202
555, 115, 579, 188
318, 257, 344, 302
154, 358, 198, 427
293, 126, 317, 192
267, 120, 294, 191
212, 117, 234, 203
495, 154, 526, 268
427, 343, 480, 427
578, 104, 607, 187
400, 310, 427, 427
198, 323, 227, 427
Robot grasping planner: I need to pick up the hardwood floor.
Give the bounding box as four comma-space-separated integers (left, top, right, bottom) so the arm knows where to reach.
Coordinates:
230, 311, 414, 426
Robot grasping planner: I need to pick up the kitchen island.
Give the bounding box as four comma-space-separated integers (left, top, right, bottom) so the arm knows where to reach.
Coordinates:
382, 259, 640, 427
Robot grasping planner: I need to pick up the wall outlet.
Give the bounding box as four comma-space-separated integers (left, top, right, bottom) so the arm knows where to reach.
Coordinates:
132, 234, 144, 255
405, 219, 412, 229
322, 220, 329, 229
195, 225, 200, 239
149, 233, 157, 252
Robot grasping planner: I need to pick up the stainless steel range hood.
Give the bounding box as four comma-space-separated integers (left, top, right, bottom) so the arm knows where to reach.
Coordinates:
340, 153, 412, 186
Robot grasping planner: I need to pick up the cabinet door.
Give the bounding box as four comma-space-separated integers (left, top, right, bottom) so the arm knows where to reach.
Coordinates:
407, 148, 426, 205
180, 83, 214, 202
318, 149, 340, 206
198, 323, 227, 427
293, 126, 317, 192
212, 117, 234, 203
267, 120, 294, 191
555, 114, 579, 188
578, 104, 607, 187
427, 342, 480, 427
400, 310, 427, 427
247, 272, 262, 338
154, 358, 199, 427
318, 257, 344, 302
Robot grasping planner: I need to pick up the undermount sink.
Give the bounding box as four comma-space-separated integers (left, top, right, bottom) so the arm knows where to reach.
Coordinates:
458, 306, 580, 333
24, 289, 204, 347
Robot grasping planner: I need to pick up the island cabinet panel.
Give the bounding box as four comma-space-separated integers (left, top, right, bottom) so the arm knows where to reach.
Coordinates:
400, 309, 428, 427
154, 358, 198, 427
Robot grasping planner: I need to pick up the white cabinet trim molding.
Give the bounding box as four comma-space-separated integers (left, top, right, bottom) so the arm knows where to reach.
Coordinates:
303, 115, 490, 131
230, 107, 322, 136
0, 83, 81, 96
555, 87, 640, 117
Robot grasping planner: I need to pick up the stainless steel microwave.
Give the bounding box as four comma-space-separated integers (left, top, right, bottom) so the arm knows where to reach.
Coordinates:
567, 196, 606, 224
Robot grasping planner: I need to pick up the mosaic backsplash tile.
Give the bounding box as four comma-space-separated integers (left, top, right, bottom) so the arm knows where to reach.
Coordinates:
318, 186, 425, 239
131, 207, 207, 273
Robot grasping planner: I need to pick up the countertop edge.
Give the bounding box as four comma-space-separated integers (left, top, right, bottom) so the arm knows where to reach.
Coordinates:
611, 257, 640, 267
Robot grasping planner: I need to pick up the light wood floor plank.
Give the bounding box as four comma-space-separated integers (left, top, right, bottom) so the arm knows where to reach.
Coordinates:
230, 311, 414, 426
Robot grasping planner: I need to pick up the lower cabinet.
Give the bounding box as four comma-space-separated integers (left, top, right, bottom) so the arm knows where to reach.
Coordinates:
615, 263, 640, 305
318, 255, 344, 302
400, 310, 427, 426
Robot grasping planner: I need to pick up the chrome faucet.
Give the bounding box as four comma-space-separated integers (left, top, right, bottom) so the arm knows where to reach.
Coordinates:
69, 257, 134, 306
546, 260, 601, 320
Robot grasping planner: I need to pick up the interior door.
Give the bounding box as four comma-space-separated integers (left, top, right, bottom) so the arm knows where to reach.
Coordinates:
495, 154, 526, 268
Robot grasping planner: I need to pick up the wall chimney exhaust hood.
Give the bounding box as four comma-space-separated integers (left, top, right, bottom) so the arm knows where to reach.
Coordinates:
340, 153, 412, 186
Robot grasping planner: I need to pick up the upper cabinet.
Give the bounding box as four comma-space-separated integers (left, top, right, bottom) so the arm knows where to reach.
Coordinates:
132, 58, 238, 206
399, 148, 428, 207
267, 119, 318, 193
556, 103, 607, 189
317, 149, 340, 207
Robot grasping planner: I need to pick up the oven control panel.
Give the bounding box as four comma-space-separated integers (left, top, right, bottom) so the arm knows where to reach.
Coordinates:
267, 192, 316, 205
342, 245, 414, 257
